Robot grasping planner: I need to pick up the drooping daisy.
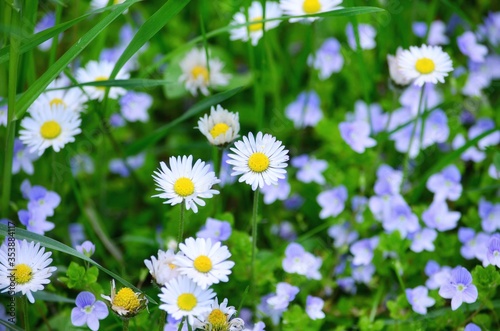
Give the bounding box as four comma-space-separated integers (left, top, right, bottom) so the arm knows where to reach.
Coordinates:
144, 249, 182, 286
197, 105, 240, 146
178, 48, 231, 97
152, 155, 220, 213
229, 1, 282, 46
159, 275, 216, 326
33, 75, 87, 113
19, 103, 82, 156
280, 0, 343, 23
227, 132, 289, 191
397, 44, 453, 86
0, 239, 57, 303
101, 280, 147, 318
174, 237, 235, 290
75, 60, 130, 100
194, 297, 245, 331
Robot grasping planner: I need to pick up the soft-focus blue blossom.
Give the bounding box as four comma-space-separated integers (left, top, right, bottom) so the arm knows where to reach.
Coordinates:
307, 38, 344, 80
457, 31, 488, 63
369, 165, 403, 222
339, 120, 376, 153
348, 100, 388, 134
69, 223, 86, 248
406, 286, 435, 314
328, 223, 359, 248
244, 321, 266, 331
196, 217, 232, 242
271, 221, 297, 241
71, 154, 95, 176
337, 277, 357, 294
422, 200, 461, 231
464, 323, 481, 331
458, 227, 489, 263
352, 263, 375, 284
426, 165, 462, 201
350, 237, 378, 266
426, 264, 452, 290
387, 108, 422, 158
18, 209, 54, 235
283, 194, 304, 210
409, 228, 437, 253
109, 113, 126, 127
164, 315, 188, 331
477, 11, 500, 47
282, 243, 322, 280
35, 12, 58, 51
0, 303, 8, 330
346, 23, 376, 50
258, 294, 283, 325
285, 91, 323, 129
266, 282, 299, 311
100, 25, 146, 71
0, 99, 6, 126
76, 240, 96, 257
12, 139, 38, 175
425, 260, 440, 277
261, 177, 291, 204
462, 55, 500, 97
219, 151, 237, 187
382, 195, 419, 238
487, 235, 500, 267
352, 195, 368, 223
412, 21, 449, 45
469, 118, 500, 150
291, 154, 327, 185
422, 109, 450, 147
400, 83, 443, 116
452, 134, 486, 163
21, 180, 61, 218
479, 198, 500, 233
305, 295, 325, 320
109, 153, 145, 177
119, 91, 153, 122
439, 266, 478, 310
71, 291, 109, 331
317, 185, 348, 219
489, 163, 500, 179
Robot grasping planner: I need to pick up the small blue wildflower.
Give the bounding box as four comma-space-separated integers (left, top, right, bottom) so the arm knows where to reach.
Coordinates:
406, 286, 435, 315
71, 291, 109, 331
305, 295, 325, 320
317, 185, 348, 219
196, 218, 232, 242
291, 154, 327, 185
438, 266, 478, 310
285, 91, 323, 129
346, 23, 376, 50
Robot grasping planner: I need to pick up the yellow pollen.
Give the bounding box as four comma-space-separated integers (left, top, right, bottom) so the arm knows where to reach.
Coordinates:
177, 293, 197, 311
173, 177, 195, 197
249, 16, 263, 32
95, 76, 108, 91
210, 123, 230, 139
191, 65, 209, 83
14, 264, 33, 285
49, 98, 66, 108
303, 0, 321, 14
193, 255, 212, 273
208, 309, 227, 329
40, 120, 62, 139
415, 58, 435, 74
248, 152, 270, 173
113, 288, 140, 311
168, 263, 176, 270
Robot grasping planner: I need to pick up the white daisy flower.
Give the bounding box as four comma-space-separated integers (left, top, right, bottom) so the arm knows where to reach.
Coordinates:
0, 239, 57, 303
75, 60, 130, 100
197, 104, 240, 146
144, 249, 182, 286
152, 155, 220, 213
32, 75, 87, 113
227, 132, 289, 191
159, 275, 216, 326
174, 237, 235, 290
229, 1, 282, 46
280, 0, 343, 23
387, 47, 412, 86
90, 0, 125, 10
194, 297, 245, 331
19, 103, 82, 156
396, 44, 453, 86
179, 48, 231, 97
101, 279, 147, 318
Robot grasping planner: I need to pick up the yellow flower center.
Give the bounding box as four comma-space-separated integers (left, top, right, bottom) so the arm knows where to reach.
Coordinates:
177, 293, 197, 311
40, 120, 62, 139
95, 76, 108, 91
249, 16, 263, 32
193, 255, 212, 273
168, 263, 176, 270
415, 58, 435, 74
14, 264, 33, 284
173, 177, 195, 197
113, 288, 141, 311
303, 0, 321, 14
248, 152, 270, 173
208, 308, 227, 329
210, 123, 230, 139
191, 65, 209, 83
49, 98, 66, 108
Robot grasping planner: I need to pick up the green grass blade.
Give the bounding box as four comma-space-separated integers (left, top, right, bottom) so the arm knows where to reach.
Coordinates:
110, 0, 191, 79
46, 78, 175, 90
33, 291, 76, 304
0, 224, 158, 305
125, 87, 243, 155
13, 0, 140, 121
0, 320, 24, 331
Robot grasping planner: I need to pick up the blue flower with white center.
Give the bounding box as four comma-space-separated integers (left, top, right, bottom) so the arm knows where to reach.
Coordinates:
406, 286, 435, 315
71, 291, 109, 331
439, 266, 478, 311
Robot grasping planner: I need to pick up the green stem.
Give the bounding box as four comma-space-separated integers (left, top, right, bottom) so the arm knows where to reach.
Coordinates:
177, 316, 186, 331
250, 189, 260, 303
158, 309, 166, 331
401, 84, 425, 190
22, 296, 30, 331
177, 202, 186, 246
123, 319, 129, 331
1, 1, 20, 218
49, 1, 63, 66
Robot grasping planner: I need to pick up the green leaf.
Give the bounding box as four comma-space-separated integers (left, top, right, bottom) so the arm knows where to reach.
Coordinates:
110, 0, 191, 79
0, 319, 24, 331
13, 0, 140, 121
47, 78, 175, 89
84, 266, 99, 284
125, 87, 243, 155
471, 265, 500, 301
33, 291, 76, 304
67, 262, 85, 281
0, 224, 157, 305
